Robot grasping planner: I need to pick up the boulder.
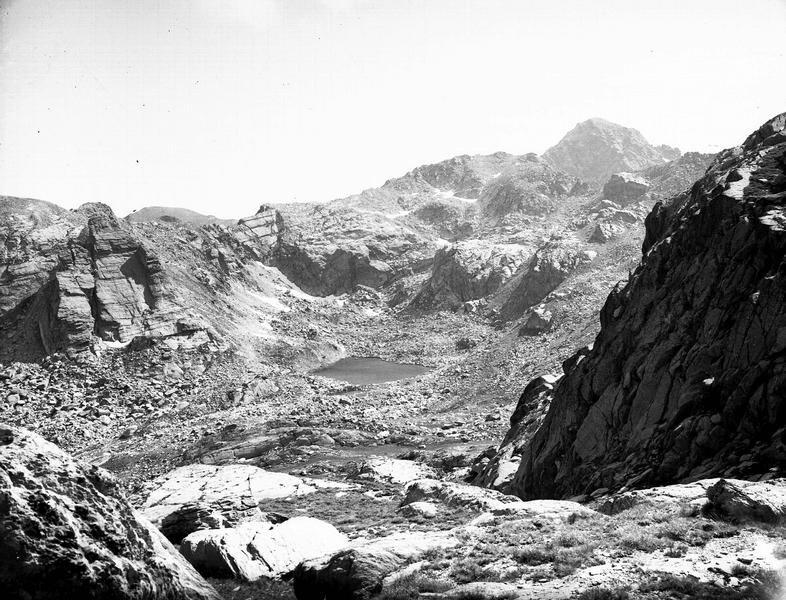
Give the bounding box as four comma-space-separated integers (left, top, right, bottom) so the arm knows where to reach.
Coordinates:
160, 502, 229, 543
398, 501, 438, 519
602, 172, 650, 203
0, 424, 220, 600
705, 479, 786, 523
519, 306, 553, 336
143, 463, 315, 527
180, 516, 348, 581
293, 531, 457, 600
402, 479, 525, 513
589, 221, 625, 243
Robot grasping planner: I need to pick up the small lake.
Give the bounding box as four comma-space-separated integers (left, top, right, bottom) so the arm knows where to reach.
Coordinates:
314, 357, 431, 385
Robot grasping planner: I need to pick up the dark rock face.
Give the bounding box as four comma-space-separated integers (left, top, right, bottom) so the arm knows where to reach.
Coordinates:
602, 172, 650, 203
543, 118, 673, 183
505, 113, 786, 499
0, 423, 220, 600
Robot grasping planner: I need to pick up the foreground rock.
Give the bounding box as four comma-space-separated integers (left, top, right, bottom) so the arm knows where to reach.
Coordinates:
498, 113, 786, 499
180, 516, 348, 581
143, 463, 315, 527
0, 424, 220, 600
293, 531, 458, 600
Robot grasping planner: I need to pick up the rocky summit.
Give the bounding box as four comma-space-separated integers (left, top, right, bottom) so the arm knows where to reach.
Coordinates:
543, 118, 679, 183
2, 115, 786, 600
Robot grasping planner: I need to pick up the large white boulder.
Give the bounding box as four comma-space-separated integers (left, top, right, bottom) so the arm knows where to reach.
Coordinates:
180, 516, 348, 581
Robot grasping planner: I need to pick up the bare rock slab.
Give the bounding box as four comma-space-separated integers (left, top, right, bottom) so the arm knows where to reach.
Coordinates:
143, 463, 316, 526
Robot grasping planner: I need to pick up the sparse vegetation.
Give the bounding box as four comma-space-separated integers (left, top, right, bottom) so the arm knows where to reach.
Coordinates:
379, 571, 455, 600
575, 588, 631, 600
640, 570, 783, 600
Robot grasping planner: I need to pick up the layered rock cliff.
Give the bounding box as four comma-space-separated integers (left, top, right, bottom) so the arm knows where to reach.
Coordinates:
0, 201, 286, 362
492, 113, 786, 499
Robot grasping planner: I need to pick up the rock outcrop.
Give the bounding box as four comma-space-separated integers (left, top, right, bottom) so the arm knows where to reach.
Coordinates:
0, 200, 193, 361
543, 118, 673, 183
499, 113, 786, 500
412, 241, 530, 309
0, 423, 220, 600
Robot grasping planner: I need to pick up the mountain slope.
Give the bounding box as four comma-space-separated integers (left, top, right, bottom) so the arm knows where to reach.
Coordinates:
489, 113, 786, 499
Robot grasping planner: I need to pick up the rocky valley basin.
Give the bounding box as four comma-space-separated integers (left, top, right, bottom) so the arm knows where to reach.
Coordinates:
1, 112, 785, 600
313, 357, 432, 385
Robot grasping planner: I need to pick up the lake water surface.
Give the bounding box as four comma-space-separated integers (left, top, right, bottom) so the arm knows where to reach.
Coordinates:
314, 357, 431, 385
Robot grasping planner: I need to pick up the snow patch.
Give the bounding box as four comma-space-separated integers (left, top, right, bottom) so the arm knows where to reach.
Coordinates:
438, 189, 476, 203
759, 207, 786, 232
723, 167, 751, 200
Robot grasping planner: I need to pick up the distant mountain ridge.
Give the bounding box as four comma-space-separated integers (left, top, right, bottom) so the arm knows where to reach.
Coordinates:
125, 206, 236, 226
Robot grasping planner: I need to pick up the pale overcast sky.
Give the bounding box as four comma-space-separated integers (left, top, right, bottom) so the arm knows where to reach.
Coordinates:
1, 0, 785, 218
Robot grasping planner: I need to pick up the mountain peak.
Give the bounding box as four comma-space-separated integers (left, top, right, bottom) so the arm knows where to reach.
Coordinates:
543, 119, 676, 183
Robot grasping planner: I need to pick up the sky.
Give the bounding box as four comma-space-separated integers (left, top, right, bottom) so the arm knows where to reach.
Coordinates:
1, 0, 785, 219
